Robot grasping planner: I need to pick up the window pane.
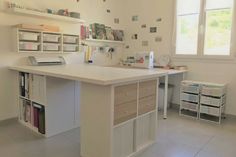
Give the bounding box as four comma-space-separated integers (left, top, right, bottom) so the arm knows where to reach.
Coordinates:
206, 0, 233, 10
177, 0, 200, 15
204, 9, 232, 55
176, 15, 199, 55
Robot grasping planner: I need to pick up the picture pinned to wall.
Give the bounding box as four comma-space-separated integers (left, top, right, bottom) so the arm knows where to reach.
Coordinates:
155, 36, 162, 42
132, 15, 138, 22
114, 18, 119, 24
103, 0, 106, 2
141, 24, 147, 28
107, 9, 111, 13
142, 41, 148, 46
156, 18, 162, 22
150, 27, 157, 33
125, 45, 130, 49
131, 34, 138, 40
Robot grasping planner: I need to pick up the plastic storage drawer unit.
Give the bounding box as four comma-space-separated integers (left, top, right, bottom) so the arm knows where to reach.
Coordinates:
200, 105, 220, 117
181, 101, 198, 112
181, 93, 199, 103
63, 35, 78, 44
200, 95, 225, 107
43, 43, 60, 51
63, 44, 78, 52
19, 31, 40, 41
43, 34, 60, 43
201, 86, 225, 97
19, 42, 40, 51
181, 84, 200, 94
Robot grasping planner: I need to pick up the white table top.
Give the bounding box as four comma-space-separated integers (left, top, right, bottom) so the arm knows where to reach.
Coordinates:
9, 64, 168, 85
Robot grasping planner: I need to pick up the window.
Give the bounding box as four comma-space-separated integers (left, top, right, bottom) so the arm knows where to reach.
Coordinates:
174, 0, 234, 57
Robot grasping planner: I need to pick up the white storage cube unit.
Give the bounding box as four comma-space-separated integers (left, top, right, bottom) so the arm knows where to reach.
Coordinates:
17, 73, 80, 137
19, 42, 40, 51
19, 31, 40, 41
14, 28, 79, 53
43, 33, 61, 43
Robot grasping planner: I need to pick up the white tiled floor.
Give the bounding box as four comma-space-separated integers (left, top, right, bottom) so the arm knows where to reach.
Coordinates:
0, 109, 236, 157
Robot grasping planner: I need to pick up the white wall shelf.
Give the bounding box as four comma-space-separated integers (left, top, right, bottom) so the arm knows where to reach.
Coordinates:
85, 39, 125, 44
14, 28, 80, 53
6, 8, 85, 24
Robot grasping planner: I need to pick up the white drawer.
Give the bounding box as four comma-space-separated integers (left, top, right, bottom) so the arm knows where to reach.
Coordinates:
201, 86, 225, 97
43, 43, 60, 51
19, 31, 40, 41
63, 35, 78, 44
200, 95, 224, 107
200, 105, 220, 117
43, 34, 60, 43
63, 44, 78, 52
181, 93, 199, 103
181, 84, 200, 94
181, 101, 198, 111
19, 42, 40, 51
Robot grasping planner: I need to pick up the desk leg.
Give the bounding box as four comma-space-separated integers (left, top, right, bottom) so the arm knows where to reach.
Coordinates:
163, 74, 168, 119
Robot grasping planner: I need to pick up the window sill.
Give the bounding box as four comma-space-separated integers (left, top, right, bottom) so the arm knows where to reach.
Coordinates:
171, 54, 236, 63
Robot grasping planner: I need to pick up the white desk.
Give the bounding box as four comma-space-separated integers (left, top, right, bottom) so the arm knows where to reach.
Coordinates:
10, 64, 167, 157
152, 69, 187, 119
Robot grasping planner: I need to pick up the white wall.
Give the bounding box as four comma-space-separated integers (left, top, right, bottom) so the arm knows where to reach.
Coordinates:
0, 0, 125, 121
123, 0, 236, 115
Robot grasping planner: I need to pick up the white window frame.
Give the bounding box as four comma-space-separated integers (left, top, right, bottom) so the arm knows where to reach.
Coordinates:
172, 0, 236, 60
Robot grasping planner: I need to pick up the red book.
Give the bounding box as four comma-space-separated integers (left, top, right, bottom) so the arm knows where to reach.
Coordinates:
33, 107, 39, 128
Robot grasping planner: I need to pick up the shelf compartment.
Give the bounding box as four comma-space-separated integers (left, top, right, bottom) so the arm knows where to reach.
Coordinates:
63, 44, 78, 52
63, 35, 78, 44
19, 42, 40, 51
199, 113, 221, 123
19, 31, 40, 42
43, 43, 60, 51
138, 95, 156, 116
200, 95, 225, 107
114, 100, 137, 125
201, 85, 225, 97
181, 101, 199, 112
139, 80, 157, 99
181, 93, 199, 103
43, 33, 61, 43
114, 83, 137, 105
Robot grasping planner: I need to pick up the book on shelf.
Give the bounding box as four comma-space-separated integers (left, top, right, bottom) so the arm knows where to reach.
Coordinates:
20, 72, 30, 98
33, 103, 45, 134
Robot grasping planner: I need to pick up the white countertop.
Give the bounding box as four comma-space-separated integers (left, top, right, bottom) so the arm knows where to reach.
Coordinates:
9, 64, 168, 85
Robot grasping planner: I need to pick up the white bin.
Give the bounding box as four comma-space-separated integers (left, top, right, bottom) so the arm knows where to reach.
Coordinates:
158, 83, 174, 110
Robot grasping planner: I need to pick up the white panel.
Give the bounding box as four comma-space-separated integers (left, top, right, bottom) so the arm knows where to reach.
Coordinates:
113, 121, 134, 157
45, 77, 76, 137
136, 112, 156, 150
31, 74, 46, 105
